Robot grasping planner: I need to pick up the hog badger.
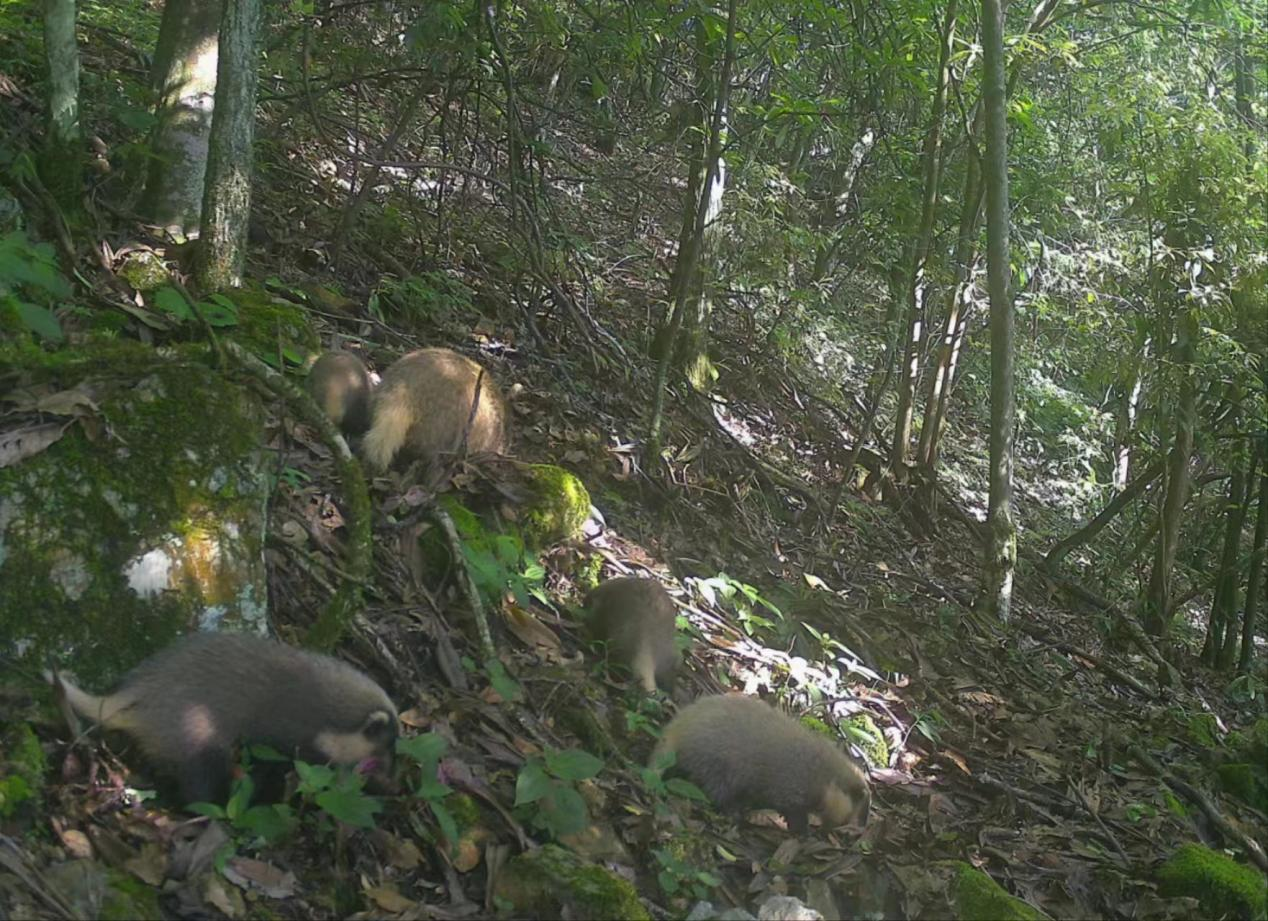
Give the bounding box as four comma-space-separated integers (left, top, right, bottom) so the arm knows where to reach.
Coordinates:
584, 577, 678, 693
652, 694, 870, 833
306, 349, 372, 436
48, 632, 398, 805
361, 348, 509, 472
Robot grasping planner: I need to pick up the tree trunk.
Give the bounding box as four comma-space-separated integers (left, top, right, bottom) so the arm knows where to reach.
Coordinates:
1111, 328, 1148, 490
1217, 453, 1258, 668
1238, 453, 1268, 674
981, 0, 1015, 621
1141, 308, 1198, 641
41, 0, 82, 210
195, 0, 262, 291
143, 0, 222, 235
1202, 451, 1248, 665
1044, 456, 1165, 570
646, 0, 737, 464
916, 120, 985, 472
889, 0, 958, 477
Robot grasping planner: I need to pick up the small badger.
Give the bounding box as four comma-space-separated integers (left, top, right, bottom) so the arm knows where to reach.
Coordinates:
584, 577, 678, 693
48, 632, 398, 805
361, 348, 510, 472
306, 349, 373, 436
652, 694, 870, 833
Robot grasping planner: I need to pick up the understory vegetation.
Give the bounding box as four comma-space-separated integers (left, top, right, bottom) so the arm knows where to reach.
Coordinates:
1, 0, 1266, 918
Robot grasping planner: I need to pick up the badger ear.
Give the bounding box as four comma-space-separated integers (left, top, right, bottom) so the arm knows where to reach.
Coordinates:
362, 709, 396, 741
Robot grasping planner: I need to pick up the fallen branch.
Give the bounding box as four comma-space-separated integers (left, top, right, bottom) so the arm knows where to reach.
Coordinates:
1129, 744, 1268, 873
430, 505, 496, 662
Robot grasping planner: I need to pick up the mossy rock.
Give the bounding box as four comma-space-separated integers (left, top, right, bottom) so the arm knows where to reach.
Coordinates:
0, 341, 270, 685
1227, 719, 1268, 766
521, 464, 590, 547
494, 844, 648, 920
0, 722, 46, 819
1216, 763, 1268, 814
224, 282, 319, 366
1157, 843, 1268, 920
1186, 713, 1220, 751
951, 863, 1049, 921
841, 711, 888, 767
117, 251, 172, 293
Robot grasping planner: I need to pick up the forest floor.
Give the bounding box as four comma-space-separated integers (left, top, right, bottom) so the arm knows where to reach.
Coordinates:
2, 10, 1267, 917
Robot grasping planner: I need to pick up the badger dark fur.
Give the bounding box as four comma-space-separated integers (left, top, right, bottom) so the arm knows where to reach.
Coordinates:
361, 348, 509, 472
584, 577, 678, 693
306, 349, 373, 436
49, 632, 397, 805
652, 694, 870, 833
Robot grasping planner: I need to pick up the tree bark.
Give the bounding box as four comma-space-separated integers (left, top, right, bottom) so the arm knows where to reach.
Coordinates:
1239, 453, 1268, 674
41, 0, 82, 210
1043, 456, 1165, 570
1141, 308, 1198, 641
646, 0, 737, 464
143, 0, 222, 235
889, 0, 958, 477
1202, 451, 1248, 666
982, 0, 1015, 621
195, 0, 262, 291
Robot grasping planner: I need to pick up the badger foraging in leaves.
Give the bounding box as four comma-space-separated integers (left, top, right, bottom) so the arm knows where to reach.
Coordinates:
48, 632, 398, 805
361, 348, 509, 472
584, 577, 678, 693
652, 693, 870, 833
306, 349, 373, 436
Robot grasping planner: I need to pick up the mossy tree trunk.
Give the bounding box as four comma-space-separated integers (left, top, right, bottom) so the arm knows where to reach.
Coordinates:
41, 0, 82, 211
143, 0, 222, 236
646, 0, 737, 463
195, 0, 261, 291
1202, 439, 1249, 666
981, 0, 1015, 621
1141, 307, 1197, 643
1238, 447, 1268, 674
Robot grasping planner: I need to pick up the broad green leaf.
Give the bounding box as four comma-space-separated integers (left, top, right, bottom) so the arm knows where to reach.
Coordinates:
666, 778, 710, 802
15, 302, 63, 342
514, 763, 552, 806
153, 287, 192, 320
544, 749, 602, 782
397, 732, 448, 764
295, 760, 336, 793
315, 789, 381, 828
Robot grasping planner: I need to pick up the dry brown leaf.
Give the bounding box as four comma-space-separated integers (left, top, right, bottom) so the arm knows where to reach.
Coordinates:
384, 836, 424, 870
203, 872, 246, 917
365, 884, 417, 913
224, 857, 296, 899
399, 707, 430, 729
124, 842, 167, 886
0, 422, 68, 467
501, 603, 562, 658
55, 827, 93, 860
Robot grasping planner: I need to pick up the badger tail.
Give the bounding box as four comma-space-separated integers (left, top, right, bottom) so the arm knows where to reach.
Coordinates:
361, 392, 413, 471
45, 670, 130, 731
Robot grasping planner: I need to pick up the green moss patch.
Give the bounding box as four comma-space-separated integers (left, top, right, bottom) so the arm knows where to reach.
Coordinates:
951, 863, 1049, 921
522, 464, 591, 547
1157, 843, 1268, 920
494, 844, 648, 920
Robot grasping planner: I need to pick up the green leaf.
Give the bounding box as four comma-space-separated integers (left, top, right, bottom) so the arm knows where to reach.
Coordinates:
666, 778, 709, 802
245, 743, 289, 763
295, 761, 336, 794
15, 302, 63, 342
200, 300, 239, 327
315, 789, 381, 829
544, 749, 603, 782
540, 783, 588, 837
152, 286, 192, 320
431, 800, 459, 851
397, 733, 448, 764
238, 804, 295, 843
187, 801, 226, 819
485, 659, 521, 701
226, 773, 254, 820
514, 763, 552, 806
